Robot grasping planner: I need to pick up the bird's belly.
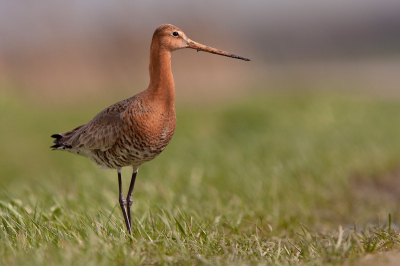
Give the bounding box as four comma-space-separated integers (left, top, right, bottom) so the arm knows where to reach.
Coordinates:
89, 116, 176, 169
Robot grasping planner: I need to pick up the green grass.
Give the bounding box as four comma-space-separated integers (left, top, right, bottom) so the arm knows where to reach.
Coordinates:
1, 91, 400, 265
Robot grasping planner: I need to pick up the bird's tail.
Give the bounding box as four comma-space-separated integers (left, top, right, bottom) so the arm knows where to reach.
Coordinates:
50, 134, 68, 149
50, 125, 84, 150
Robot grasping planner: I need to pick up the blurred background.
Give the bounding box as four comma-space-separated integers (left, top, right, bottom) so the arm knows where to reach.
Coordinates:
1, 0, 400, 105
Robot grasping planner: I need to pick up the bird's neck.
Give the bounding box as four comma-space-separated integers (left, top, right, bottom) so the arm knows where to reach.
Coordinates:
147, 42, 175, 108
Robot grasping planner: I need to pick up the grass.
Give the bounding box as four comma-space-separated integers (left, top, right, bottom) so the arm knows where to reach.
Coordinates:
1, 91, 400, 265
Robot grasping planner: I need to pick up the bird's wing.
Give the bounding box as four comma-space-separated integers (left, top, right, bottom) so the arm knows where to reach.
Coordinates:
55, 111, 125, 151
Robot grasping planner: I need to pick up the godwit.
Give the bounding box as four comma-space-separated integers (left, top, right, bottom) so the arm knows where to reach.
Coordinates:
51, 24, 250, 234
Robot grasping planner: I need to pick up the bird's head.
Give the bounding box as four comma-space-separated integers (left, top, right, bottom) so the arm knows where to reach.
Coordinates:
152, 24, 250, 61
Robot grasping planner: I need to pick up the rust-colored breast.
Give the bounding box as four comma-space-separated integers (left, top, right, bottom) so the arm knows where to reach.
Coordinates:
123, 97, 176, 155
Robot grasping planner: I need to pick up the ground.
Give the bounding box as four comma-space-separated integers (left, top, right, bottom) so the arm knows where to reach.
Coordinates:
1, 91, 400, 265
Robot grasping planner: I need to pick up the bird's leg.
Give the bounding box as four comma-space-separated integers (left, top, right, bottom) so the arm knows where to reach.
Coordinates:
118, 170, 131, 235
126, 170, 138, 231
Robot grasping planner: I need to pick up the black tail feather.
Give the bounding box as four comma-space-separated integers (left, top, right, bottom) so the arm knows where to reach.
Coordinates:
50, 144, 63, 149
51, 134, 62, 140
50, 134, 63, 149
50, 128, 79, 150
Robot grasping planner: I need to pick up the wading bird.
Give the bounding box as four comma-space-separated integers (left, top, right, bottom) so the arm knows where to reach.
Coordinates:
51, 24, 250, 234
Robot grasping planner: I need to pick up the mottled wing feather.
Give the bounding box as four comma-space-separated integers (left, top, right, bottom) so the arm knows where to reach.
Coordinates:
52, 96, 138, 151
62, 111, 125, 151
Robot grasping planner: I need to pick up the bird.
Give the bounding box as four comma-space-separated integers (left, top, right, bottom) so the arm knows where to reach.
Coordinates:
50, 24, 250, 235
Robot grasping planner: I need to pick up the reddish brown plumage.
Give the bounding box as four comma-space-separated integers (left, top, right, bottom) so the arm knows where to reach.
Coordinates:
51, 25, 180, 170
50, 24, 249, 234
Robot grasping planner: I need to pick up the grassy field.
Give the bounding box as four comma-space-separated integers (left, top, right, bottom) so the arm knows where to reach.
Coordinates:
1, 91, 400, 265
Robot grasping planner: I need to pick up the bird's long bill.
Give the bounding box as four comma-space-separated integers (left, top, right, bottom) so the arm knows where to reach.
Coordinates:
187, 39, 250, 61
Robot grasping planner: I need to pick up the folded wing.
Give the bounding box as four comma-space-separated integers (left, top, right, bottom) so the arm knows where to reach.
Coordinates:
51, 111, 125, 151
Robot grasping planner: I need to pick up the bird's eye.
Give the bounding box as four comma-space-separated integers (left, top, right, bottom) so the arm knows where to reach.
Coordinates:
172, 31, 179, 37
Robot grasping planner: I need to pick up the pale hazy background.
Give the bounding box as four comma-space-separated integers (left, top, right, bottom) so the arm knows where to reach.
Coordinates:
1, 0, 399, 105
